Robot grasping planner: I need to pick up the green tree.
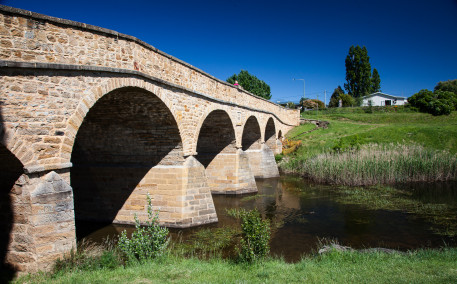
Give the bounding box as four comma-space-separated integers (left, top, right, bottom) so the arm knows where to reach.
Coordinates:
371, 68, 381, 92
286, 102, 295, 109
329, 86, 355, 108
227, 70, 271, 100
302, 99, 325, 110
434, 79, 457, 95
328, 86, 345, 107
344, 45, 372, 99
339, 93, 355, 107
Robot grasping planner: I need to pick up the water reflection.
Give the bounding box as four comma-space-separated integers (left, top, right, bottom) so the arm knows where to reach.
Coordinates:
78, 176, 457, 262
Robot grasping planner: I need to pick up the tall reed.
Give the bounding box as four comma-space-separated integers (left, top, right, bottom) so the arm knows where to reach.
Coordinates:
302, 143, 457, 186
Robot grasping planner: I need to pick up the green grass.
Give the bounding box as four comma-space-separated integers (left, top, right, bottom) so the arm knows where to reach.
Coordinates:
16, 249, 457, 283
285, 123, 316, 139
281, 110, 457, 180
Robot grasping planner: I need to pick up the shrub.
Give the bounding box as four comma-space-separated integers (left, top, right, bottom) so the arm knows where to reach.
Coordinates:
332, 135, 363, 153
408, 89, 435, 112
282, 138, 302, 155
236, 209, 270, 263
117, 194, 169, 263
302, 99, 326, 110
428, 99, 453, 116
408, 89, 457, 116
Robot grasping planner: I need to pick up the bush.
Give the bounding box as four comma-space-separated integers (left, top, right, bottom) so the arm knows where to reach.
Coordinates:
302, 99, 326, 110
117, 194, 169, 263
428, 99, 453, 116
408, 89, 456, 116
282, 138, 302, 155
332, 135, 363, 153
237, 209, 270, 263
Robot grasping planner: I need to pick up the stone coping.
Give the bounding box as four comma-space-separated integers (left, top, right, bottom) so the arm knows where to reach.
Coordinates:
0, 4, 288, 111
0, 60, 296, 126
24, 162, 73, 174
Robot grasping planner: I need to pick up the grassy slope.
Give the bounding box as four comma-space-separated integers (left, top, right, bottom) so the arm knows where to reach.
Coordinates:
286, 111, 457, 162
17, 249, 457, 283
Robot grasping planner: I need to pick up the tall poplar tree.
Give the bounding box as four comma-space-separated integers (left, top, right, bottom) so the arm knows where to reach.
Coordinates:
371, 68, 381, 93
344, 45, 372, 98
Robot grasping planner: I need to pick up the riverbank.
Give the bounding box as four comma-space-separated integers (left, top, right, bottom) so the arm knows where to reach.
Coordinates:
279, 109, 457, 184
14, 248, 457, 283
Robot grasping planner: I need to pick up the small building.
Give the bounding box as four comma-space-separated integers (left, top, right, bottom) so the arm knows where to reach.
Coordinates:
362, 92, 407, 106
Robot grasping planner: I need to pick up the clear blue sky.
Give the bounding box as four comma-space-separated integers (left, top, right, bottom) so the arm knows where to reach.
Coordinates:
2, 0, 457, 104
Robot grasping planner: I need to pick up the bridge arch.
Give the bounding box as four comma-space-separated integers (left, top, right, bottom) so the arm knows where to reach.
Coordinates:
242, 116, 262, 151
196, 109, 237, 167
70, 85, 186, 229
62, 78, 187, 163
0, 144, 23, 275
264, 117, 277, 151
195, 109, 256, 194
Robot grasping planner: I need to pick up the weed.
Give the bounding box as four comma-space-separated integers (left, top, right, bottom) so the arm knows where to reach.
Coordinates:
117, 194, 169, 263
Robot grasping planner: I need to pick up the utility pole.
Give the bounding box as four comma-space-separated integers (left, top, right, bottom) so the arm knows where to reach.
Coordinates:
324, 90, 327, 108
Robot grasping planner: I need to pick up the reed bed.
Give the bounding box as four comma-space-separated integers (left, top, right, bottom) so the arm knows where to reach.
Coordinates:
303, 143, 457, 186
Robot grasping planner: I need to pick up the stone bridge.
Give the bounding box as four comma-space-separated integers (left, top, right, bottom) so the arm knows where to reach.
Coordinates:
0, 5, 299, 273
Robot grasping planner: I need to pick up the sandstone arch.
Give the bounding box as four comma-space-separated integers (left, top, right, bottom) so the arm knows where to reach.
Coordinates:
70, 86, 215, 229
196, 110, 257, 194
242, 116, 262, 151
0, 144, 22, 276
265, 117, 277, 151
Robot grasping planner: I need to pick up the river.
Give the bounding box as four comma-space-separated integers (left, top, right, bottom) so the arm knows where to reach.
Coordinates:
76, 175, 457, 261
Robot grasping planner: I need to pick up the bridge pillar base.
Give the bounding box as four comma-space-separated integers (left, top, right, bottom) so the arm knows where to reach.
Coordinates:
260, 144, 280, 178
5, 170, 76, 273
113, 157, 217, 228
246, 145, 280, 179
275, 139, 283, 155
206, 149, 258, 195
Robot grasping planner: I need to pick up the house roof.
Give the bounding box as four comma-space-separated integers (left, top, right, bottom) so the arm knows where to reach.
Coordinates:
363, 92, 406, 100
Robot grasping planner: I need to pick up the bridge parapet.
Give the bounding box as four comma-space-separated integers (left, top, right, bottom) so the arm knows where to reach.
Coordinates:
0, 5, 299, 127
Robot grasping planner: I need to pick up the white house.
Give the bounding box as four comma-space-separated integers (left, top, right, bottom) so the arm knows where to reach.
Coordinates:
362, 92, 407, 106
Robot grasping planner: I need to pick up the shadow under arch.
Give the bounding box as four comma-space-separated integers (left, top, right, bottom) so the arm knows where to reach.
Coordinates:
242, 116, 261, 151
70, 86, 184, 238
0, 108, 22, 281
265, 117, 276, 150
195, 110, 236, 168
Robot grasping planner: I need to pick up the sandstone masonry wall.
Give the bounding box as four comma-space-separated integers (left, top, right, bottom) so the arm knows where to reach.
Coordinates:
0, 5, 299, 128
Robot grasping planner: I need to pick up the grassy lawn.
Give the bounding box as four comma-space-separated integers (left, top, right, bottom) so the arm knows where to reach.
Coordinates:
280, 110, 457, 175
15, 249, 457, 283
298, 110, 457, 153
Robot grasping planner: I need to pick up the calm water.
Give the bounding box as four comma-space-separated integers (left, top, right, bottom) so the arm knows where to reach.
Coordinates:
77, 176, 457, 262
